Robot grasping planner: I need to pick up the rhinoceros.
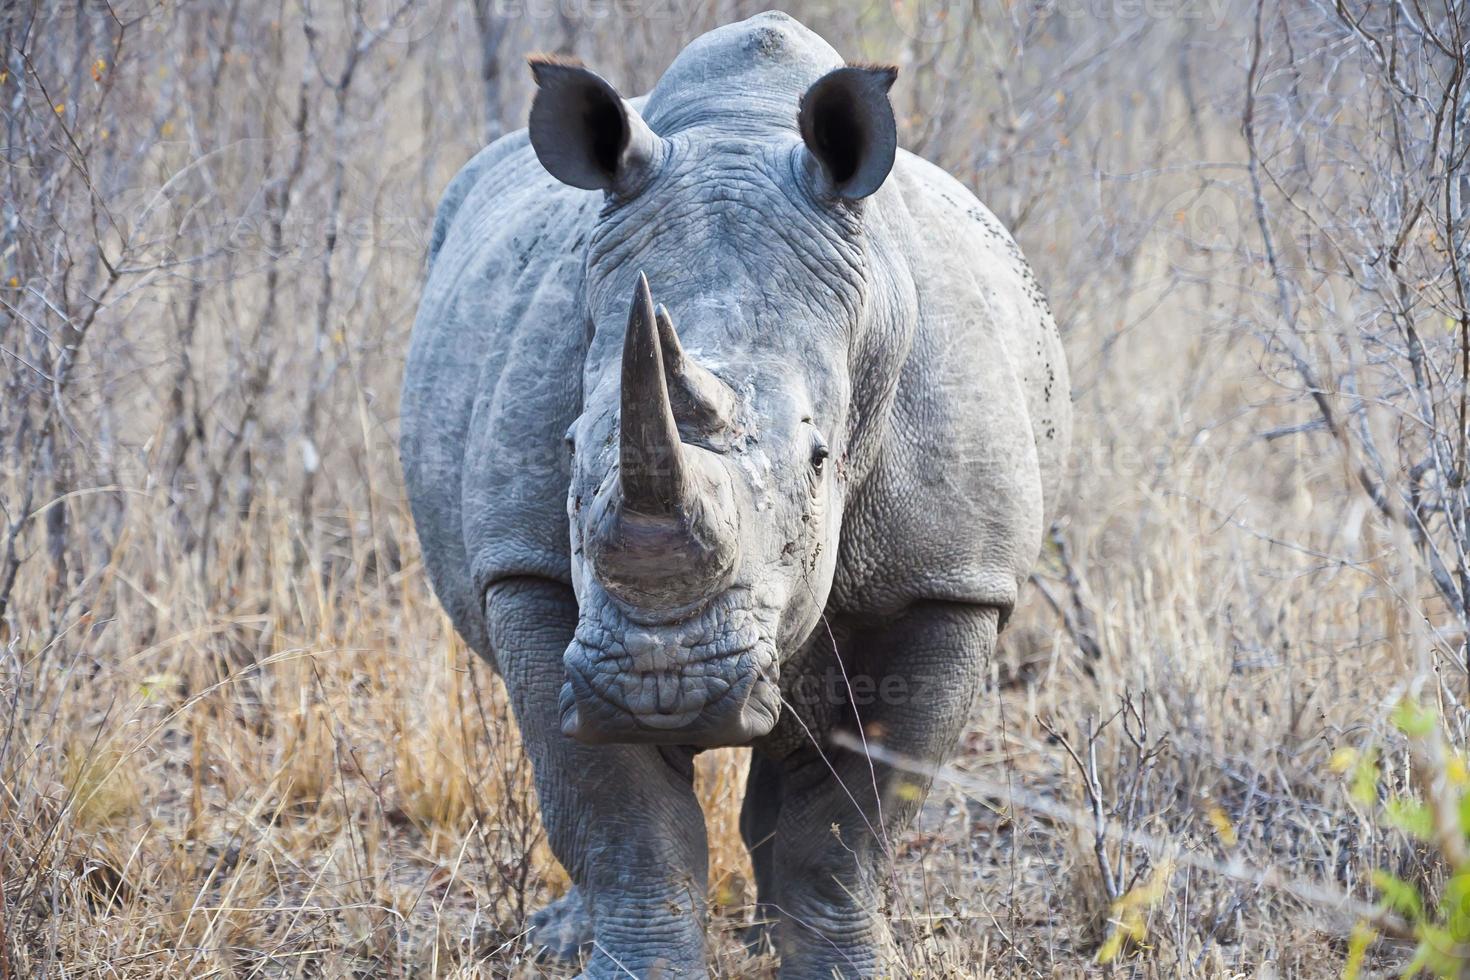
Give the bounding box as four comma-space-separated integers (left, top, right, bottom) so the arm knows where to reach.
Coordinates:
401, 11, 1069, 977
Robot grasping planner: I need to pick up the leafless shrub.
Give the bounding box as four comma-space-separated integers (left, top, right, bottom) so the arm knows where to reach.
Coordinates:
1244, 1, 1469, 681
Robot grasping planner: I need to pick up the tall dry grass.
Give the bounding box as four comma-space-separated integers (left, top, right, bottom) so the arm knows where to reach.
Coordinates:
3, 0, 1467, 975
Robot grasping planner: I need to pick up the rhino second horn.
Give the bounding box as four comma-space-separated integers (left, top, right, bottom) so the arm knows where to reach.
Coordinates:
620, 271, 689, 517
655, 303, 738, 435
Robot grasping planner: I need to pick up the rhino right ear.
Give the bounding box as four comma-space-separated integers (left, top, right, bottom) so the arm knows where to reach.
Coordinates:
528, 58, 662, 194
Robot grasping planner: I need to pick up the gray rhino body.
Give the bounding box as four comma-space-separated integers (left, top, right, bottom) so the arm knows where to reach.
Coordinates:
401, 12, 1068, 977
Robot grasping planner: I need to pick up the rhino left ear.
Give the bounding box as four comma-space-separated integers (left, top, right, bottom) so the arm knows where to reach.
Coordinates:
528, 57, 662, 194
798, 64, 899, 200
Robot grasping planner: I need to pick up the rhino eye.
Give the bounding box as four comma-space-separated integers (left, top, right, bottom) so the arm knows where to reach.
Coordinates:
810, 443, 830, 472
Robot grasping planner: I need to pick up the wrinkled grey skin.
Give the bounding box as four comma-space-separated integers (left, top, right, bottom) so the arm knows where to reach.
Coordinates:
401, 12, 1068, 978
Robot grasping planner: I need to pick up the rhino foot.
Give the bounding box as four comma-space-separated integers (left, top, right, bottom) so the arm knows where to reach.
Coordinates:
528, 886, 593, 963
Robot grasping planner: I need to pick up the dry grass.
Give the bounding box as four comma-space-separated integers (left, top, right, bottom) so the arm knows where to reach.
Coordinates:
2, 488, 770, 976
4, 0, 1467, 976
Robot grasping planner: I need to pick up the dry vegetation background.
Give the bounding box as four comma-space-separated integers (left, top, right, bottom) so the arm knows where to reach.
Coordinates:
3, 0, 1468, 975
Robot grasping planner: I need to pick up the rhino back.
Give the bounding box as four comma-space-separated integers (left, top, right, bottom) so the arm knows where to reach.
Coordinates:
401, 132, 595, 661
832, 150, 1071, 621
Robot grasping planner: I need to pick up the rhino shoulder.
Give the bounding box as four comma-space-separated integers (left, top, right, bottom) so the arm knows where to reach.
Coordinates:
403, 130, 597, 663
900, 152, 1071, 509
832, 150, 1071, 621
427, 130, 530, 270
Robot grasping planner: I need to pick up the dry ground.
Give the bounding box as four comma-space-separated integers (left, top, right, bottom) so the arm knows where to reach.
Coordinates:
4, 0, 1466, 976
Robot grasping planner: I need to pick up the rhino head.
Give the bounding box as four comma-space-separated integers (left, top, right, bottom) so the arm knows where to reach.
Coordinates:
528, 34, 899, 746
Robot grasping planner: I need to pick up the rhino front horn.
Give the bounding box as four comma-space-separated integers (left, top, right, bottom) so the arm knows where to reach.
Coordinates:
620, 271, 689, 517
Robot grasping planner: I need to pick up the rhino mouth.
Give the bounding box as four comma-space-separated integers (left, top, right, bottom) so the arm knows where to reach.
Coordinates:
558, 593, 781, 746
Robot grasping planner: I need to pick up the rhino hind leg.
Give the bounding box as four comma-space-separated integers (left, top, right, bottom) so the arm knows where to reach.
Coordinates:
739, 752, 783, 954
528, 885, 593, 963
764, 601, 999, 979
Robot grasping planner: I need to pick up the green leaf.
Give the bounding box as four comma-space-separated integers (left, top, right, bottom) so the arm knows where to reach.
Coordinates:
1444, 873, 1470, 943
1385, 798, 1435, 841
1096, 926, 1126, 965
1352, 749, 1380, 806
1344, 920, 1375, 979
1402, 939, 1431, 978
1393, 698, 1438, 738
1373, 870, 1424, 922
1407, 926, 1462, 978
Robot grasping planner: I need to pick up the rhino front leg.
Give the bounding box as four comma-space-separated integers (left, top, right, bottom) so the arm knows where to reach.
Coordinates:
766, 601, 998, 979
485, 578, 711, 978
